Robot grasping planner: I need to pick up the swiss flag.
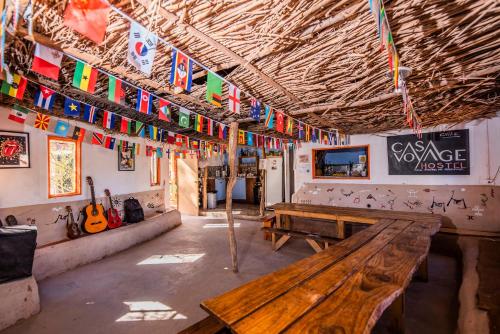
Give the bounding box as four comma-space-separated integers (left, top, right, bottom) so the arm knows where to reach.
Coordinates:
31, 44, 63, 80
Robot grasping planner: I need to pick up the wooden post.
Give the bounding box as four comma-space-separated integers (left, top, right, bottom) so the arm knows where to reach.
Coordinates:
202, 167, 208, 210
259, 147, 266, 217
225, 122, 239, 273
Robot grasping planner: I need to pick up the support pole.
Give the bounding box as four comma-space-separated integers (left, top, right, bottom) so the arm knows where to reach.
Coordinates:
259, 147, 266, 217
202, 167, 208, 210
225, 122, 239, 273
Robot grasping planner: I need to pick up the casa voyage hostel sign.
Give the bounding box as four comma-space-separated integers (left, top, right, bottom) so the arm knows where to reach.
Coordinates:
387, 130, 470, 175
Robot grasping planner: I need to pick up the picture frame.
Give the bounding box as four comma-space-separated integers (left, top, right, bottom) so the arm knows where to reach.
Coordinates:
0, 130, 30, 168
118, 146, 135, 171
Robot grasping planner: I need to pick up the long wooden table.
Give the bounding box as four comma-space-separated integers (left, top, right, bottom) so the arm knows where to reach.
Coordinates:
185, 206, 441, 334
269, 203, 442, 252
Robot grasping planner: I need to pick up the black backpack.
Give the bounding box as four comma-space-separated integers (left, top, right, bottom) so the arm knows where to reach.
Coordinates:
123, 198, 144, 224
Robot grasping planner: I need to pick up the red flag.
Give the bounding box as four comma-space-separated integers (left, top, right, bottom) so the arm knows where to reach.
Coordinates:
276, 112, 284, 133
63, 0, 111, 44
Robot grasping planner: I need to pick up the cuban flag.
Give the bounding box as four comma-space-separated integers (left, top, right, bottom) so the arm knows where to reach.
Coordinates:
136, 89, 152, 114
127, 22, 158, 76
34, 85, 56, 111
102, 110, 115, 129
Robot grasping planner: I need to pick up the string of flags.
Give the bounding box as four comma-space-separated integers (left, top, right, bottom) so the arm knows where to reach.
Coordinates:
368, 0, 422, 137
2, 0, 342, 143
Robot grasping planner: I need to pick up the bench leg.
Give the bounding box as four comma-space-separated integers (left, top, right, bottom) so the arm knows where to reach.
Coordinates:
416, 256, 428, 282
324, 242, 329, 249
273, 235, 291, 251
387, 293, 405, 334
337, 220, 345, 239
305, 238, 323, 253
275, 213, 282, 228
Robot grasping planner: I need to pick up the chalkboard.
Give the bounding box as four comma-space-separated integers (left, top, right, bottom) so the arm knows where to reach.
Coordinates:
387, 130, 469, 175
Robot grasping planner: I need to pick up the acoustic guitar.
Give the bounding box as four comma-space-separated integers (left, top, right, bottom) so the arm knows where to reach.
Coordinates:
81, 177, 108, 234
104, 189, 122, 229
65, 206, 81, 239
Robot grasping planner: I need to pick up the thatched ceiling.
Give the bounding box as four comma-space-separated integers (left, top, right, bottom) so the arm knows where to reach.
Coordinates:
5, 0, 500, 137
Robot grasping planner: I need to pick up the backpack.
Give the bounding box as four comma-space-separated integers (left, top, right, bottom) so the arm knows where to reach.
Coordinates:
123, 198, 144, 224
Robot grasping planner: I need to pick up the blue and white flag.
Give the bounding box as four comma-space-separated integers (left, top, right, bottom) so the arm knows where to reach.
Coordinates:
54, 120, 70, 137
34, 85, 55, 111
83, 104, 98, 124
127, 22, 158, 76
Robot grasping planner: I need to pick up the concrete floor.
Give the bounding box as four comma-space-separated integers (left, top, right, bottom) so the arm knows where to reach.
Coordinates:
3, 216, 460, 334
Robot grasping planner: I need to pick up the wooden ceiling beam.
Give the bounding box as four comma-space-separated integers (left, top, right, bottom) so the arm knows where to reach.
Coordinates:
135, 0, 304, 106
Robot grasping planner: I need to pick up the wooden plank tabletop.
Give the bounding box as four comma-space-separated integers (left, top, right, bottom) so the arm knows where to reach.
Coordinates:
270, 203, 442, 223
201, 212, 441, 334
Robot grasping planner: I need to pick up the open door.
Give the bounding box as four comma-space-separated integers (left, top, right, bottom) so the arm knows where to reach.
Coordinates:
176, 154, 199, 216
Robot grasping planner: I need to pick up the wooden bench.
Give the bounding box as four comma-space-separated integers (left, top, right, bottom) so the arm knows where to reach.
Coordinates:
178, 212, 441, 334
268, 203, 441, 253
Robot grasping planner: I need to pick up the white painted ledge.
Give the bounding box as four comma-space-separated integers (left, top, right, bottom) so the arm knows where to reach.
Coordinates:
33, 210, 182, 281
0, 276, 40, 331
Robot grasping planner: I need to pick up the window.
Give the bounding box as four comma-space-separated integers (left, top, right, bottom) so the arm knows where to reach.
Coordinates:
312, 145, 370, 179
150, 151, 161, 186
48, 136, 81, 197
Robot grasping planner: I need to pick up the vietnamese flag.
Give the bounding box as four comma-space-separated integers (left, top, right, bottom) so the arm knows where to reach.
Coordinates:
63, 0, 111, 44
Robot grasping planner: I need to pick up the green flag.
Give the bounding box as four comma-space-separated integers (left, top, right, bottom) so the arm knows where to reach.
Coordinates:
179, 107, 190, 128
206, 72, 222, 107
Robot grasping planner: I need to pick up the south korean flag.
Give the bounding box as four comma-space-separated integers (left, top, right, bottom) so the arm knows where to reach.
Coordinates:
127, 22, 158, 76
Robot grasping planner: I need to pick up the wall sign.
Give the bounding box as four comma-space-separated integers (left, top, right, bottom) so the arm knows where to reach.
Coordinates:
387, 130, 469, 175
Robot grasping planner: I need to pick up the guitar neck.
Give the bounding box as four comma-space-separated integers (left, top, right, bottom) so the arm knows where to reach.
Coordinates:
108, 195, 114, 210
90, 184, 97, 210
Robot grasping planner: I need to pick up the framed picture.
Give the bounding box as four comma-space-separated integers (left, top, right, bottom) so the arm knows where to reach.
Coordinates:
0, 130, 30, 168
118, 147, 135, 171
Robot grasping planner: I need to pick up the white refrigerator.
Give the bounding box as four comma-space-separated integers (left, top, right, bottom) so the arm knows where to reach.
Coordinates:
264, 157, 283, 206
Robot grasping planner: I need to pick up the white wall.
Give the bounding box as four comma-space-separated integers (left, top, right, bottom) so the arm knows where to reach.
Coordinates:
0, 106, 169, 209
295, 117, 500, 190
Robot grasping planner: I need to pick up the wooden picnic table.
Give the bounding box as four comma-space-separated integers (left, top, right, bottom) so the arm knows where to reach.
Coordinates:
181, 207, 441, 334
268, 202, 442, 252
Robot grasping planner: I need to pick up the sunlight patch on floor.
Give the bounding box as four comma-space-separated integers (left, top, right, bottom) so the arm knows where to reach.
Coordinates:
116, 301, 188, 322
203, 223, 241, 228
137, 253, 205, 265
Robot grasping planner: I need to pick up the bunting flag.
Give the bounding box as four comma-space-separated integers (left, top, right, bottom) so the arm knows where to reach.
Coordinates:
1, 74, 27, 99
120, 116, 132, 134
297, 122, 304, 139
206, 119, 214, 136
135, 121, 145, 138
286, 116, 294, 136
8, 105, 29, 124
250, 98, 261, 121
64, 97, 80, 117
194, 114, 204, 132
136, 89, 152, 114
175, 134, 183, 147
108, 76, 125, 104
104, 136, 116, 150
72, 126, 86, 142
167, 131, 175, 144
238, 130, 245, 145
148, 125, 158, 141
218, 123, 226, 140
54, 120, 70, 137
178, 107, 190, 128
264, 105, 274, 129
276, 112, 284, 133
323, 133, 329, 145
191, 140, 199, 150
158, 99, 171, 122
170, 49, 193, 92
118, 140, 128, 151
206, 72, 222, 107
83, 105, 97, 123
393, 52, 399, 89
72, 60, 98, 93
63, 0, 111, 44
128, 22, 158, 76
247, 132, 254, 146
305, 124, 310, 141
31, 44, 63, 80
34, 85, 56, 111
228, 84, 241, 114
328, 132, 334, 146
156, 147, 163, 158
34, 112, 50, 130
146, 145, 153, 156
102, 110, 115, 129
311, 128, 317, 143
134, 143, 140, 156
92, 132, 104, 145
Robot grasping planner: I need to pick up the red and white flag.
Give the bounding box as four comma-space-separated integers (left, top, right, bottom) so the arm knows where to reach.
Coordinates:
31, 44, 63, 80
228, 84, 240, 114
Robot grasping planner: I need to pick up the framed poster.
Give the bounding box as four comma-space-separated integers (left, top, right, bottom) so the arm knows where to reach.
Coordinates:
387, 129, 469, 175
312, 145, 369, 179
0, 131, 30, 168
118, 147, 135, 171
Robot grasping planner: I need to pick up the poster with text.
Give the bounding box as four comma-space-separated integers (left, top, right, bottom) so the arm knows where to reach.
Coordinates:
387, 129, 469, 175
